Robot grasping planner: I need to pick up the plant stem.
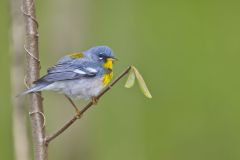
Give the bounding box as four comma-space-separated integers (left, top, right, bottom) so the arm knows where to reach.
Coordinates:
11, 0, 30, 158
45, 66, 132, 144
22, 0, 47, 159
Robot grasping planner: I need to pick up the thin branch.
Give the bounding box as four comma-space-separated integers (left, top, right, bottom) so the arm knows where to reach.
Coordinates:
45, 66, 132, 144
22, 0, 47, 159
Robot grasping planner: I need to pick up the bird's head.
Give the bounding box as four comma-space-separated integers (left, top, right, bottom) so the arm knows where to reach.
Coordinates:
85, 46, 117, 69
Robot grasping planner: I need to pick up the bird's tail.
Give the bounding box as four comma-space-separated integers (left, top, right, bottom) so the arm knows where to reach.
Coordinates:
17, 81, 50, 97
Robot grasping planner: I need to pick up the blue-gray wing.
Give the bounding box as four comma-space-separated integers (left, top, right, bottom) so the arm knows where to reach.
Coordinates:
36, 60, 98, 83
47, 56, 84, 74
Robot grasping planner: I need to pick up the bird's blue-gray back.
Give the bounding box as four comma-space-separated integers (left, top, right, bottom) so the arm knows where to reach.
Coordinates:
37, 58, 105, 83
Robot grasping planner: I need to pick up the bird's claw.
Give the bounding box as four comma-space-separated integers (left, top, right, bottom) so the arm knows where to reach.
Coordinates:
91, 96, 98, 105
75, 110, 82, 119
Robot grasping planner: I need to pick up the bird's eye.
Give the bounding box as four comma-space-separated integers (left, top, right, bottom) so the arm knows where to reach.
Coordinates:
98, 52, 104, 60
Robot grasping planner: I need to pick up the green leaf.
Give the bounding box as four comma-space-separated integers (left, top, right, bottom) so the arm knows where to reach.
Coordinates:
124, 69, 136, 88
131, 66, 152, 98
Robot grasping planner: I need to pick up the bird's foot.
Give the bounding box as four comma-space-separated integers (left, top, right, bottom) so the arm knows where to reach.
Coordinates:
75, 110, 82, 119
91, 96, 98, 105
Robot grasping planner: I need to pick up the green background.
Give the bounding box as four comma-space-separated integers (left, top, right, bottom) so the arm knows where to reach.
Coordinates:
1, 0, 240, 159
0, 0, 13, 159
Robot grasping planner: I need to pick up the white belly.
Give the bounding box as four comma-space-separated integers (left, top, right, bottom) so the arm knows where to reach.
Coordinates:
43, 77, 105, 99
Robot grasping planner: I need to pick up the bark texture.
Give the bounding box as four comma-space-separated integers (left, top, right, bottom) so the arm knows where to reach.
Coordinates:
22, 0, 47, 159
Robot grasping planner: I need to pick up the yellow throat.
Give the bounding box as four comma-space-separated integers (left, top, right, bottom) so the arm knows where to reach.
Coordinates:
102, 58, 113, 85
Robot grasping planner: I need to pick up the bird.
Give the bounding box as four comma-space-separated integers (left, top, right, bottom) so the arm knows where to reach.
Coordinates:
19, 46, 117, 111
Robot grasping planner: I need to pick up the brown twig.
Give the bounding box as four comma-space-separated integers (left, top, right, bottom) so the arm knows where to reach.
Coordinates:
22, 0, 47, 159
45, 66, 132, 144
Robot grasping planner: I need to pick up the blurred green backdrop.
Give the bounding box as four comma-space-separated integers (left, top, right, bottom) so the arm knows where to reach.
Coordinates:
1, 0, 240, 159
0, 0, 13, 159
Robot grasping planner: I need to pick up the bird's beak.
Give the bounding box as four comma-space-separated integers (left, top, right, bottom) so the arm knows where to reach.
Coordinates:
106, 57, 118, 64
109, 57, 118, 61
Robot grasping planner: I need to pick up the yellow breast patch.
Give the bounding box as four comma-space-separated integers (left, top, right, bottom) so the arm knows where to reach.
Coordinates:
102, 58, 114, 85
103, 58, 113, 69
69, 52, 84, 58
103, 72, 113, 85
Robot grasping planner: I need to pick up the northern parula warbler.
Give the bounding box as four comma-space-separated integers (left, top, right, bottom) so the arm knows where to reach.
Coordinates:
19, 46, 117, 101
